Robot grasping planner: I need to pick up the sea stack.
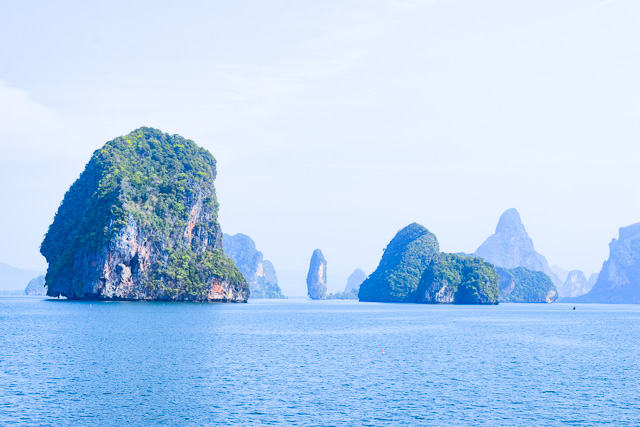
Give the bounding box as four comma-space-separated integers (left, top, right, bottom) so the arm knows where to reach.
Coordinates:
40, 127, 248, 302
306, 249, 327, 300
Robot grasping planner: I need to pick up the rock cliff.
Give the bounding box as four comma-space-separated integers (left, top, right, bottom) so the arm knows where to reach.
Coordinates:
24, 275, 46, 296
40, 127, 248, 302
570, 223, 640, 303
359, 223, 499, 304
496, 267, 557, 303
475, 208, 562, 288
306, 249, 327, 300
223, 233, 285, 298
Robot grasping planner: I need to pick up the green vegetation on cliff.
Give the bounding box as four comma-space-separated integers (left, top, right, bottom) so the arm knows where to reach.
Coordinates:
496, 267, 557, 303
419, 254, 499, 304
326, 289, 359, 300
358, 223, 439, 302
40, 127, 247, 301
359, 224, 499, 304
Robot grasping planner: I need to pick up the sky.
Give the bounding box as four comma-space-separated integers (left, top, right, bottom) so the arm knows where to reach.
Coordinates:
0, 0, 638, 296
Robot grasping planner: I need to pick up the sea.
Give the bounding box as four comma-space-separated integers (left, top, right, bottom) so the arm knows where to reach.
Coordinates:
0, 297, 638, 426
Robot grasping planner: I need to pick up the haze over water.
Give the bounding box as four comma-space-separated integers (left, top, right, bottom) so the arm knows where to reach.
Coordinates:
1, 297, 638, 425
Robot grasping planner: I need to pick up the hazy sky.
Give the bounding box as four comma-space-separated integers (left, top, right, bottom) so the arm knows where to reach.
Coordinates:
1, 0, 638, 295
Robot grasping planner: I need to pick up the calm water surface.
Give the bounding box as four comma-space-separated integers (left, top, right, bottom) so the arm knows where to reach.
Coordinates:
0, 297, 638, 425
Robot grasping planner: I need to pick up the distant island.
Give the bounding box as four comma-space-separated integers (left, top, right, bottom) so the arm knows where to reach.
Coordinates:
565, 223, 640, 303
24, 275, 46, 296
40, 127, 248, 302
0, 263, 44, 292
327, 268, 366, 300
223, 233, 285, 299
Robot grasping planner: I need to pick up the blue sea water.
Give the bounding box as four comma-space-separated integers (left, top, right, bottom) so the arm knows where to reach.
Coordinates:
0, 297, 639, 426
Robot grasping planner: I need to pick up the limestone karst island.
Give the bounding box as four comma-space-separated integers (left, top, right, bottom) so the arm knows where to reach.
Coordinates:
40, 127, 249, 302
30, 129, 640, 307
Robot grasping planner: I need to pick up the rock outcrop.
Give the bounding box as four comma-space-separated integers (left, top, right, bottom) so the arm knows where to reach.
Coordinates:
570, 223, 640, 303
475, 208, 562, 288
223, 233, 285, 298
344, 268, 367, 293
306, 249, 327, 300
40, 127, 248, 302
359, 223, 499, 304
496, 267, 558, 303
24, 275, 46, 296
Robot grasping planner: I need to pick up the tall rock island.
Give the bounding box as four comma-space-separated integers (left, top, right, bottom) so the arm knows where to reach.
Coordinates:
570, 223, 640, 303
40, 127, 248, 302
223, 233, 285, 298
306, 249, 327, 300
359, 223, 499, 304
475, 209, 562, 287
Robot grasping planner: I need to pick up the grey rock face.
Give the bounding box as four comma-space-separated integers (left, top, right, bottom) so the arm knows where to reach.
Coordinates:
344, 268, 367, 293
24, 275, 46, 296
223, 233, 285, 299
571, 223, 640, 303
307, 249, 327, 300
587, 273, 598, 290
475, 208, 562, 288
